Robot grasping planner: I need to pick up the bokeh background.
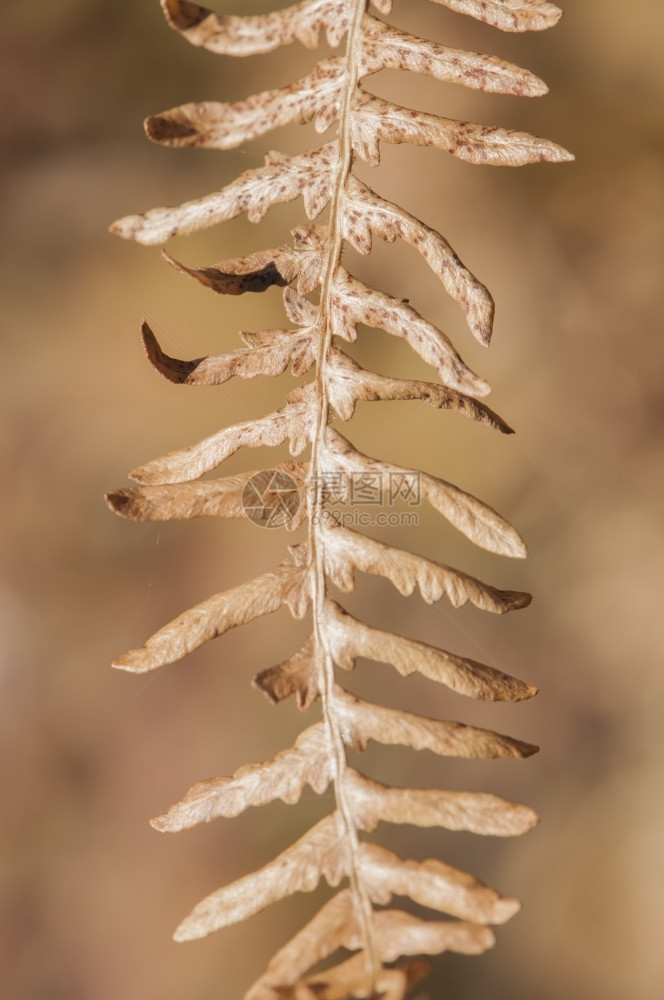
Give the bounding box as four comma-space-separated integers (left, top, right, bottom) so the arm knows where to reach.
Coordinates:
1, 1, 662, 997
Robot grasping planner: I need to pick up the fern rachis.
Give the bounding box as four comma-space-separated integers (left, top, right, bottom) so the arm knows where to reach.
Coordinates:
108, 1, 572, 996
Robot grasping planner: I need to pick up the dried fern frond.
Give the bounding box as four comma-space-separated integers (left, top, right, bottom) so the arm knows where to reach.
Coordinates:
109, 1, 572, 996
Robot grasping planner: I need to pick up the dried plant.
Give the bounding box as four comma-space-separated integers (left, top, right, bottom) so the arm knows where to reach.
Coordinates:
108, 1, 572, 996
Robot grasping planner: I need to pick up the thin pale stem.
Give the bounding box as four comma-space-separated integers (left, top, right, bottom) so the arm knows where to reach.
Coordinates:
308, 0, 381, 986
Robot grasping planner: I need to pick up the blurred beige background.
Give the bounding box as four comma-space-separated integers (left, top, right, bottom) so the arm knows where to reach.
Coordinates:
1, 1, 662, 998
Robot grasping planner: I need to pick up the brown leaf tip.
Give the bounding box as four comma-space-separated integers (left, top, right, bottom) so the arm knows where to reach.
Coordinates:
162, 0, 209, 33
514, 739, 540, 758
145, 114, 197, 144
105, 490, 131, 516
504, 590, 533, 610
